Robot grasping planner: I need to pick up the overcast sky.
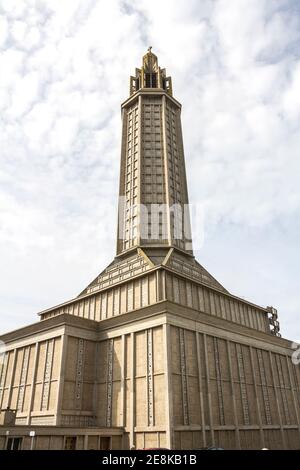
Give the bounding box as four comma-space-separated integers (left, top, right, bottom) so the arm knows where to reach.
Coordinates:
0, 0, 299, 341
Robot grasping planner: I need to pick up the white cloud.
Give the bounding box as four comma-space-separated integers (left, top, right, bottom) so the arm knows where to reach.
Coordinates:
283, 62, 300, 119
0, 15, 8, 47
0, 0, 299, 341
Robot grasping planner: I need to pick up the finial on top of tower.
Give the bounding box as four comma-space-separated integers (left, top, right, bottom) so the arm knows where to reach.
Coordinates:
144, 46, 156, 62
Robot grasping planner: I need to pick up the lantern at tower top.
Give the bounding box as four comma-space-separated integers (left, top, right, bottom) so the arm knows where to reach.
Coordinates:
130, 47, 173, 96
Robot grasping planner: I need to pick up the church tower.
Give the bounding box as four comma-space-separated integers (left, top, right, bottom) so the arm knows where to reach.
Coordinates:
117, 47, 192, 256
0, 49, 299, 451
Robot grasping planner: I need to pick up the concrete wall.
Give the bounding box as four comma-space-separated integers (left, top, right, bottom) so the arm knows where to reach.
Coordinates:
41, 270, 162, 322
0, 427, 123, 450
40, 266, 270, 337
1, 304, 299, 450
96, 325, 168, 449
0, 336, 62, 425
168, 325, 300, 449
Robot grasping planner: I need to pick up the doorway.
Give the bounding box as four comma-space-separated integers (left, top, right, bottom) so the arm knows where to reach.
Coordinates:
64, 436, 77, 450
6, 437, 22, 450
100, 437, 111, 450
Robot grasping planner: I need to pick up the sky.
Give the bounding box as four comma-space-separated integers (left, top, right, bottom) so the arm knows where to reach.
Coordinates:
0, 0, 299, 341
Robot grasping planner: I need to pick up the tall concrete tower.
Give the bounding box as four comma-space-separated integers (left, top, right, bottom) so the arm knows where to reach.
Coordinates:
0, 49, 299, 451
79, 48, 227, 302
117, 47, 192, 256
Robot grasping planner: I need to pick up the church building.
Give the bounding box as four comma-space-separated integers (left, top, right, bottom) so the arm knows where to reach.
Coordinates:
0, 49, 299, 450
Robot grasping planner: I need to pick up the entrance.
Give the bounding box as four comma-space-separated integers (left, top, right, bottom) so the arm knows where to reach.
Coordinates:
7, 437, 22, 450
100, 437, 111, 450
64, 436, 77, 450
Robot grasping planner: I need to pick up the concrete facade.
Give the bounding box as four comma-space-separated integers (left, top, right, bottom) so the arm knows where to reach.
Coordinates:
0, 49, 299, 449
1, 297, 300, 449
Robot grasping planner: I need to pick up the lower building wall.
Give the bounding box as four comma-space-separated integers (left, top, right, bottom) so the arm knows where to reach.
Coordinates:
97, 325, 168, 449
172, 428, 300, 450
87, 318, 300, 450
169, 325, 300, 449
135, 431, 167, 449
0, 428, 124, 450
1, 308, 299, 450
0, 337, 62, 425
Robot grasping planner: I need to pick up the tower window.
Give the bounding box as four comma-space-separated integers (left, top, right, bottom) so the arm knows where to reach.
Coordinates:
145, 73, 157, 88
